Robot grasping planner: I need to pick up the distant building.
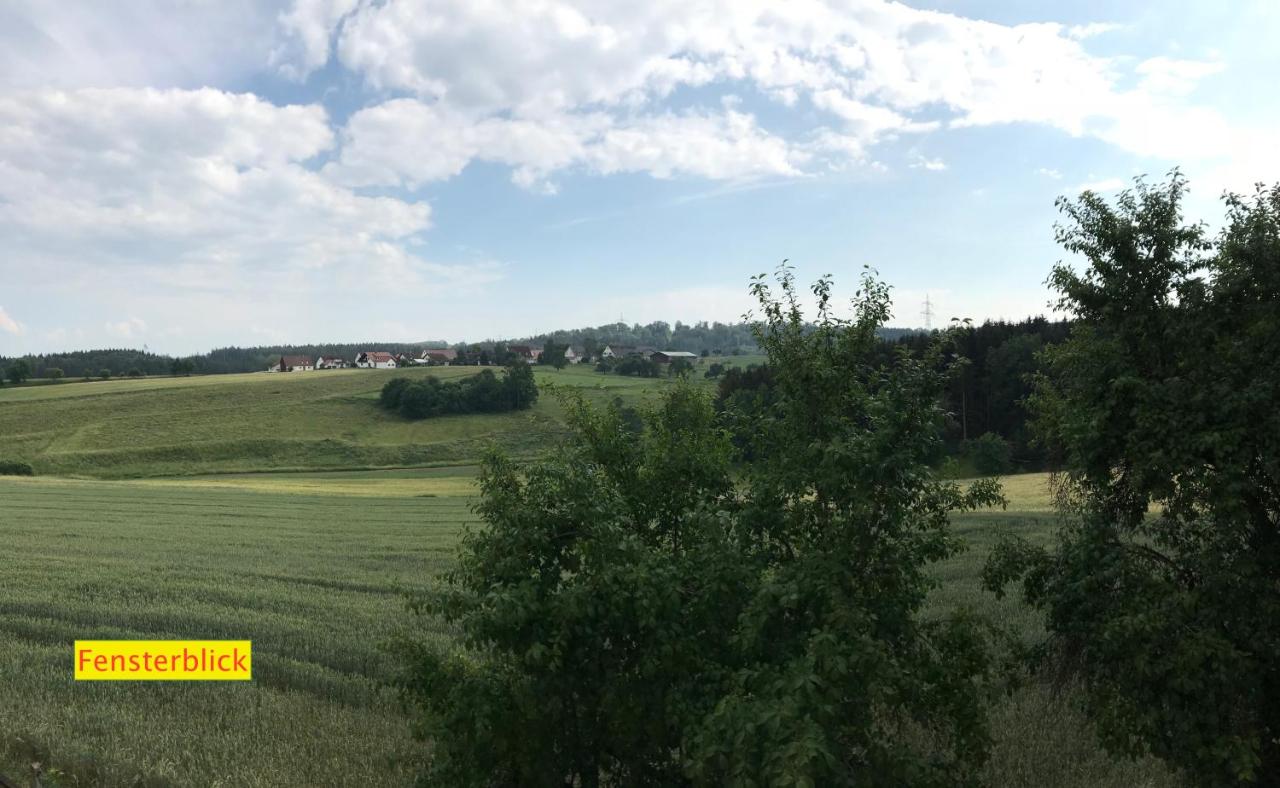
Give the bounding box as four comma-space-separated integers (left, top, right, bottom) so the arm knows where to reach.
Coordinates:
316, 356, 348, 370
565, 346, 582, 364
651, 351, 699, 364
508, 345, 543, 364
272, 355, 315, 372
416, 348, 458, 365
601, 345, 655, 359
354, 351, 397, 369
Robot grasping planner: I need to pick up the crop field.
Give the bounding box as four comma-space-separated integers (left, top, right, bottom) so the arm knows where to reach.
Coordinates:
0, 468, 1176, 787
0, 365, 686, 479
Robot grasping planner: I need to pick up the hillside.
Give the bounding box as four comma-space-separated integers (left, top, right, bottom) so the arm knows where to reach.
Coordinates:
0, 364, 696, 478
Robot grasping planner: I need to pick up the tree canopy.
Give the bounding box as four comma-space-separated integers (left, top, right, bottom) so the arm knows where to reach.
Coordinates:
986, 173, 1280, 786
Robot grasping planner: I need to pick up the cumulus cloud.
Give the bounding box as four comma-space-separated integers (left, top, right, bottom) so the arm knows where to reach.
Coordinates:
271, 0, 1242, 191
0, 87, 459, 291
326, 99, 803, 189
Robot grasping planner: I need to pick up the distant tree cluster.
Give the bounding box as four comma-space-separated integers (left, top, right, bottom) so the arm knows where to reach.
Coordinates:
378, 364, 538, 420
594, 355, 661, 377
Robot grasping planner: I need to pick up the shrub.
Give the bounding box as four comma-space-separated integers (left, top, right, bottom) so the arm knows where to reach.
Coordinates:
964, 432, 1012, 475
46, 368, 64, 381
401, 267, 1003, 786
0, 460, 35, 476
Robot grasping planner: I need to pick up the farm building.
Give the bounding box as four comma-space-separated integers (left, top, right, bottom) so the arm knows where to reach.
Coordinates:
354, 351, 397, 369
416, 348, 458, 365
651, 351, 699, 364
271, 355, 315, 372
316, 356, 348, 369
508, 345, 543, 363
600, 345, 655, 359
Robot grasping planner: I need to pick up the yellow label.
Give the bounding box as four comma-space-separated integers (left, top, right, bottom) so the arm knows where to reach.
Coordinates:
74, 640, 252, 681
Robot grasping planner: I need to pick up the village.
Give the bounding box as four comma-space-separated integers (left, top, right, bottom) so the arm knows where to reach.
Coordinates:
266, 345, 701, 372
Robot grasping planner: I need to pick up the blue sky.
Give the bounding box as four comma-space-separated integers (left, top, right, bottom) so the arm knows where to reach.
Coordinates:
1, 0, 1277, 355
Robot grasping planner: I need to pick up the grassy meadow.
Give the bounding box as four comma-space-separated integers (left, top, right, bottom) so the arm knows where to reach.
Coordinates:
0, 366, 1177, 786
0, 364, 687, 479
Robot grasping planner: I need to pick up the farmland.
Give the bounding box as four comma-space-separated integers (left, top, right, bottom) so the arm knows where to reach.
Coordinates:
0, 464, 1175, 787
0, 367, 1178, 787
0, 364, 703, 479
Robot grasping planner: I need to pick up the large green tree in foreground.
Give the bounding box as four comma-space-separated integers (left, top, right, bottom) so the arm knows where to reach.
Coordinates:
401, 267, 1002, 786
986, 174, 1280, 786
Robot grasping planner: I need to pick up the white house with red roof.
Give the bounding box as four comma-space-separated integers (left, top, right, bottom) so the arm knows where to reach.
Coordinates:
354, 351, 396, 369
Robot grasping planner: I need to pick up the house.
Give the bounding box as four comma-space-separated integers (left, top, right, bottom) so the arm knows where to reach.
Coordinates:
273, 355, 315, 372
651, 351, 699, 364
316, 356, 348, 370
354, 351, 397, 369
565, 346, 582, 364
416, 348, 458, 365
508, 344, 543, 364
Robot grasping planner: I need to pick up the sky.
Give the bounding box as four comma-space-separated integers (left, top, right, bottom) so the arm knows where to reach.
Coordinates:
2, 0, 1278, 355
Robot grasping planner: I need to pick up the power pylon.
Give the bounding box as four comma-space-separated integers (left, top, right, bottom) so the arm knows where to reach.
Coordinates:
921, 296, 935, 331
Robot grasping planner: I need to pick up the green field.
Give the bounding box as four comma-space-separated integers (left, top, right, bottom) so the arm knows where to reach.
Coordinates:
0, 369, 1178, 786
0, 466, 1176, 787
0, 365, 686, 478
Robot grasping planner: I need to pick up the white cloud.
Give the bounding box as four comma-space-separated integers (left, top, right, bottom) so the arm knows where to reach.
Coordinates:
327, 99, 803, 189
273, 0, 1248, 190
105, 317, 147, 339
1035, 167, 1063, 179
0, 87, 457, 287
1076, 176, 1126, 193
909, 153, 946, 171
0, 306, 24, 335
1135, 56, 1225, 96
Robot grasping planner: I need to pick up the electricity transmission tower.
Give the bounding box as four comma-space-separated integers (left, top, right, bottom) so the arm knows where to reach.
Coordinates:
920, 296, 935, 331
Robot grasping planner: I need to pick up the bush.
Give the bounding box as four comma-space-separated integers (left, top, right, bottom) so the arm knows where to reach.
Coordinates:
46, 368, 64, 381
127, 368, 143, 378
400, 268, 1003, 786
99, 368, 112, 380
0, 460, 35, 476
378, 364, 538, 420
964, 432, 1012, 475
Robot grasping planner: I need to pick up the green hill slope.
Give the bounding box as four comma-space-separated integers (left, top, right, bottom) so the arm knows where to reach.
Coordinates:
0, 365, 679, 478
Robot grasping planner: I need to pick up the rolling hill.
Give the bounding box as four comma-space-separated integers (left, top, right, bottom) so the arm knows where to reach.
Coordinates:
0, 364, 695, 478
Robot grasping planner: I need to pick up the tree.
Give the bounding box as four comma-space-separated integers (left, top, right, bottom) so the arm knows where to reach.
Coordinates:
127, 368, 143, 378
478, 349, 491, 366
98, 368, 112, 380
503, 361, 538, 410
170, 358, 195, 376
46, 368, 64, 382
668, 357, 693, 377
704, 362, 725, 379
400, 266, 1002, 786
7, 360, 31, 384
964, 432, 1011, 475
985, 174, 1280, 786
540, 342, 568, 370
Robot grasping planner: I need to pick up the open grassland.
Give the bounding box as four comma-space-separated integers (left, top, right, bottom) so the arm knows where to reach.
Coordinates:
0, 470, 1177, 787
0, 365, 681, 478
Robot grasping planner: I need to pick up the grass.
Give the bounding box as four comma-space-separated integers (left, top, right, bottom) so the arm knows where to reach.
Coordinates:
0, 469, 1179, 787
0, 365, 683, 478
